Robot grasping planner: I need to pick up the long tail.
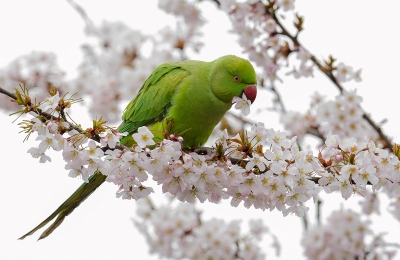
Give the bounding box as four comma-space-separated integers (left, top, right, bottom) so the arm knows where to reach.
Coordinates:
18, 172, 107, 240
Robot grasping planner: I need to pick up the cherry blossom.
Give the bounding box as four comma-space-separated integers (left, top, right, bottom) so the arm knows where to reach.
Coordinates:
132, 126, 156, 148
232, 93, 252, 116
27, 147, 51, 163
38, 92, 60, 112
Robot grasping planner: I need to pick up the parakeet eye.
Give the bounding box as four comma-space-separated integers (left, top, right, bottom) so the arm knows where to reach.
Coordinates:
233, 75, 240, 82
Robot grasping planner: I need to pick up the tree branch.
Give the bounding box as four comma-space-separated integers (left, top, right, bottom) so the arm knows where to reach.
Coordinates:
316, 198, 322, 225
267, 7, 393, 150
226, 111, 257, 126
0, 87, 17, 100
0, 86, 130, 151
299, 201, 308, 230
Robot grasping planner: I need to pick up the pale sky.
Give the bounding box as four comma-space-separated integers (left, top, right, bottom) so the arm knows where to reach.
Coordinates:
1, 1, 400, 259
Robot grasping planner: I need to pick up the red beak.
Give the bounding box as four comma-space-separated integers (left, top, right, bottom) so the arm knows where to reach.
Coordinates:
243, 85, 257, 104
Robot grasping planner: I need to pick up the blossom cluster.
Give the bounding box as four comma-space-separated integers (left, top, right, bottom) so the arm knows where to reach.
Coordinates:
0, 51, 65, 111
158, 0, 204, 28
280, 89, 379, 144
30, 118, 156, 200
302, 209, 396, 259
133, 197, 277, 259
157, 0, 205, 55
219, 0, 287, 82
322, 131, 400, 199
320, 133, 400, 225
220, 0, 362, 85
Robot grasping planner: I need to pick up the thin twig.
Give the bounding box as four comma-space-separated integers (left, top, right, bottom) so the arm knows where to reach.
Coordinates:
0, 87, 17, 100
226, 111, 257, 126
0, 86, 129, 151
1, 87, 84, 133
269, 81, 287, 113
66, 0, 95, 31
316, 198, 322, 225
299, 201, 308, 230
380, 243, 400, 249
306, 126, 325, 142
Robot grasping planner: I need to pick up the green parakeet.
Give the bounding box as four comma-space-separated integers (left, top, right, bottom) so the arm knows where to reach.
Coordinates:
19, 55, 257, 240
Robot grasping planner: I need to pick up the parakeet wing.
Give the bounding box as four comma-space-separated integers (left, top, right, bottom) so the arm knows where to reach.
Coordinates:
118, 63, 190, 134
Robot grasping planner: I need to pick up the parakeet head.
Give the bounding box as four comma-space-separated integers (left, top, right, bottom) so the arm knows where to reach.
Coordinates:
209, 55, 257, 104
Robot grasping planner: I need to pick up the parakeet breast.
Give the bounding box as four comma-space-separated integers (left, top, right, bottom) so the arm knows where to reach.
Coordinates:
152, 75, 231, 148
